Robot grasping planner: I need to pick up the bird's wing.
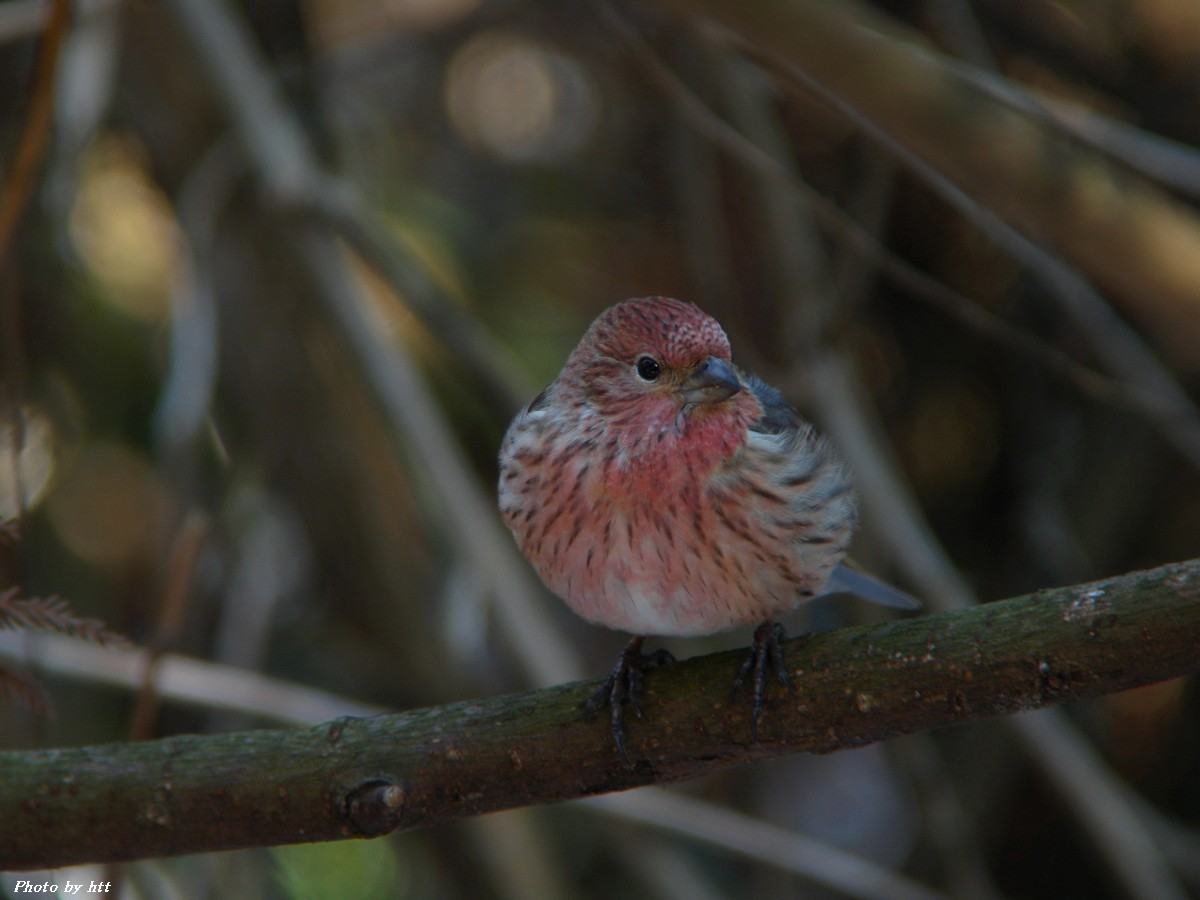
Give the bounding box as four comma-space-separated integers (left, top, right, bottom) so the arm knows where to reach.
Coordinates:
744, 373, 801, 435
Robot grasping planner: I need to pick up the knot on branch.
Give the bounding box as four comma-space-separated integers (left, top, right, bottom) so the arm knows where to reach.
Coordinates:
343, 778, 405, 837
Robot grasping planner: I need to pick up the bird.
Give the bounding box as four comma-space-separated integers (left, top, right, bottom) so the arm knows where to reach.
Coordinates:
498, 296, 915, 759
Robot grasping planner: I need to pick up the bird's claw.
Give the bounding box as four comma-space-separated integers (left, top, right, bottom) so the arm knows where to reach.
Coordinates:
733, 622, 794, 741
584, 637, 675, 763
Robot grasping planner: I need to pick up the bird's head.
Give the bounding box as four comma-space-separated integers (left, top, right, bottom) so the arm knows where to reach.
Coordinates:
563, 297, 756, 432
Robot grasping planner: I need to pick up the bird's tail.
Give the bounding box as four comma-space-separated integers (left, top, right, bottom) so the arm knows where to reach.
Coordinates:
825, 563, 921, 610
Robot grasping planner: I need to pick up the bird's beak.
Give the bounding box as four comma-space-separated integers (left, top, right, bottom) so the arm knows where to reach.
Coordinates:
679, 357, 741, 406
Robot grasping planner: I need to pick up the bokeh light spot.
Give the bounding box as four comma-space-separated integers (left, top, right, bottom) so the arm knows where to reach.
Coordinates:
69, 135, 181, 323
46, 441, 171, 568
0, 407, 57, 518
445, 31, 599, 162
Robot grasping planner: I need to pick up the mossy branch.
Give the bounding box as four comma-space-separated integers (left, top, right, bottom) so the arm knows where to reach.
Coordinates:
4, 559, 1200, 870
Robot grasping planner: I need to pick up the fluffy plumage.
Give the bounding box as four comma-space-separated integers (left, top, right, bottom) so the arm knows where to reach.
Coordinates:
500, 296, 855, 632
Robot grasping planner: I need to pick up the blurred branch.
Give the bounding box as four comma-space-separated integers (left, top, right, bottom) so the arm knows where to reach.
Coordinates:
1008, 709, 1185, 900
0, 0, 69, 267
896, 735, 1003, 900
3, 558, 1200, 869
153, 140, 238, 460
652, 0, 1200, 364
0, 0, 70, 527
127, 513, 209, 740
762, 50, 1200, 474
289, 225, 581, 686
0, 0, 114, 47
159, 0, 578, 687
0, 628, 389, 725
583, 790, 946, 900
806, 352, 977, 608
303, 179, 534, 413
158, 0, 531, 416
942, 59, 1200, 202
925, 0, 995, 68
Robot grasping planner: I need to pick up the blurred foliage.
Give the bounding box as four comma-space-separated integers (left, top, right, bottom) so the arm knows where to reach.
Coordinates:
271, 839, 407, 900
1, 0, 1199, 897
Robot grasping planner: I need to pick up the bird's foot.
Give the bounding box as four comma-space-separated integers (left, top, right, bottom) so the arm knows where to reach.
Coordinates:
733, 622, 794, 741
583, 636, 675, 762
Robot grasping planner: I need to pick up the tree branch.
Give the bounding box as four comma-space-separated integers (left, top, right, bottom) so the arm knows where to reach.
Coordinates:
4, 558, 1200, 869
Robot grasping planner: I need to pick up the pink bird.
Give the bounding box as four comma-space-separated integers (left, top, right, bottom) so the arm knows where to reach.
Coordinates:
499, 297, 915, 759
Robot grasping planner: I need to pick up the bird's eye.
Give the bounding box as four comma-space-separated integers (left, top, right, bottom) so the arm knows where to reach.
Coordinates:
635, 356, 662, 382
